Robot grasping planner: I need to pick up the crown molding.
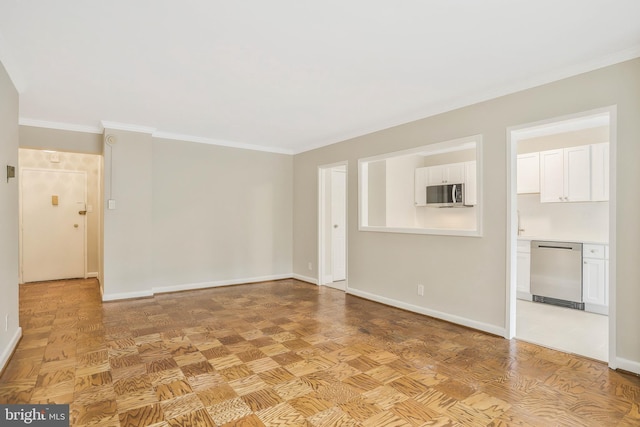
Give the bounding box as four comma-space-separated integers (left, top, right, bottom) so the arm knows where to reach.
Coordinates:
101, 121, 156, 134
19, 117, 103, 134
152, 131, 293, 155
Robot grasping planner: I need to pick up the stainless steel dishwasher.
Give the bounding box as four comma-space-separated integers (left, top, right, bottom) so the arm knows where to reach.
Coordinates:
530, 240, 584, 310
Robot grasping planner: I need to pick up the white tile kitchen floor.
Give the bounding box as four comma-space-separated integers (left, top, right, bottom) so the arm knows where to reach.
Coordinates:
516, 299, 608, 362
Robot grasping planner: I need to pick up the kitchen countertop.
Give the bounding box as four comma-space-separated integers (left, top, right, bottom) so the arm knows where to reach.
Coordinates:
517, 235, 608, 245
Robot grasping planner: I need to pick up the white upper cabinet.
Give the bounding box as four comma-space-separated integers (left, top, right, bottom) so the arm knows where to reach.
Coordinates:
426, 163, 465, 185
539, 145, 590, 203
517, 153, 540, 194
591, 142, 610, 201
564, 146, 591, 202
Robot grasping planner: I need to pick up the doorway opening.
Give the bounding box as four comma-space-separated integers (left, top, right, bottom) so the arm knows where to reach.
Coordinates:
507, 107, 616, 365
19, 149, 102, 284
318, 162, 347, 291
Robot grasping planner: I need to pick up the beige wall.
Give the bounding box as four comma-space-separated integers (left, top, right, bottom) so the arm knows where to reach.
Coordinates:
151, 138, 293, 289
292, 58, 640, 371
18, 148, 102, 274
0, 61, 20, 371
101, 128, 154, 298
20, 126, 103, 154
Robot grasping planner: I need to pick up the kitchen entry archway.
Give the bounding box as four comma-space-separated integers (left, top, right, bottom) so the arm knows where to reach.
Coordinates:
506, 106, 616, 367
318, 162, 348, 291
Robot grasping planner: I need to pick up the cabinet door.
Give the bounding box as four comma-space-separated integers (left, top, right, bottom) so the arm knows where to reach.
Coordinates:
414, 167, 427, 205
564, 145, 591, 202
516, 251, 531, 294
583, 258, 606, 305
445, 163, 465, 184
426, 165, 445, 185
517, 153, 540, 194
591, 142, 609, 201
539, 149, 565, 203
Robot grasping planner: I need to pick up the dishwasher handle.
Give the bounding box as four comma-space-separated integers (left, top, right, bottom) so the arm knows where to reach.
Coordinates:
532, 241, 582, 252
538, 244, 573, 250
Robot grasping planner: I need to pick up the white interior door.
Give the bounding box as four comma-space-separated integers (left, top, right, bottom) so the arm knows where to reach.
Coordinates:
331, 169, 346, 282
21, 169, 86, 283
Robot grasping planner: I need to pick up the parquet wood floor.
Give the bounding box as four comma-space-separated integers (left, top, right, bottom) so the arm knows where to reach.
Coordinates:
1, 278, 639, 426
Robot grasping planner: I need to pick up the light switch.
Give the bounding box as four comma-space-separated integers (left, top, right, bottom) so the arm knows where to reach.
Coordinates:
52, 195, 59, 206
108, 199, 116, 210
87, 205, 93, 213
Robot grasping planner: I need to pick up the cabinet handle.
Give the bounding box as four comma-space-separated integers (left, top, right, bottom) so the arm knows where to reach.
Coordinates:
558, 197, 563, 201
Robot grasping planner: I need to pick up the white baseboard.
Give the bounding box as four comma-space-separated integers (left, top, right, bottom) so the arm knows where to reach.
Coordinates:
346, 287, 506, 337
87, 272, 99, 278
0, 327, 22, 372
102, 274, 293, 301
152, 274, 291, 295
102, 289, 154, 301
292, 273, 318, 285
616, 357, 640, 375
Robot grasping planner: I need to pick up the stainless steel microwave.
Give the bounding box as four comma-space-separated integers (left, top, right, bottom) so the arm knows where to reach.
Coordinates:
426, 183, 464, 207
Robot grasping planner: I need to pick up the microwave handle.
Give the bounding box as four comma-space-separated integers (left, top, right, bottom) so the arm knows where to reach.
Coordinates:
452, 184, 456, 203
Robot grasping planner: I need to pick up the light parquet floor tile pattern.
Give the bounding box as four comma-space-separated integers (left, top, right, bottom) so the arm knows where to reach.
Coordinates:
1, 279, 639, 426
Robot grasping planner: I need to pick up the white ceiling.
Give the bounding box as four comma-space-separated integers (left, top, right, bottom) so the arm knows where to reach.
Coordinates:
1, 1, 639, 154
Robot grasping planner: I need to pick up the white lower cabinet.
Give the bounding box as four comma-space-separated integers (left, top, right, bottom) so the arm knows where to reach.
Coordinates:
583, 244, 608, 315
516, 240, 531, 300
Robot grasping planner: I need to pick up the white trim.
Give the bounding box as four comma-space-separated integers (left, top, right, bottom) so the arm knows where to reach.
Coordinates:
359, 225, 481, 237
615, 357, 640, 376
153, 131, 293, 155
317, 161, 349, 287
292, 45, 640, 155
87, 272, 99, 278
152, 274, 291, 295
19, 118, 103, 134
607, 106, 618, 369
102, 289, 154, 301
0, 327, 23, 372
102, 274, 294, 301
292, 274, 318, 285
346, 287, 505, 337
101, 121, 156, 134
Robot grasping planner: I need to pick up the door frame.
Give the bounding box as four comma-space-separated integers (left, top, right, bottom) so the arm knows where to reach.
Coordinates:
19, 167, 88, 283
318, 161, 348, 289
505, 105, 617, 368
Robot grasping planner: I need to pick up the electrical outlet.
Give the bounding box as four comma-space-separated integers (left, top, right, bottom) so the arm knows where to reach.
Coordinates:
417, 284, 424, 296
307, 262, 312, 271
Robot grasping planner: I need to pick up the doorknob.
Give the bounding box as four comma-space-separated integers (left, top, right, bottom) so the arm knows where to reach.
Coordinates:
73, 224, 79, 228
334, 224, 338, 228
78, 210, 87, 215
